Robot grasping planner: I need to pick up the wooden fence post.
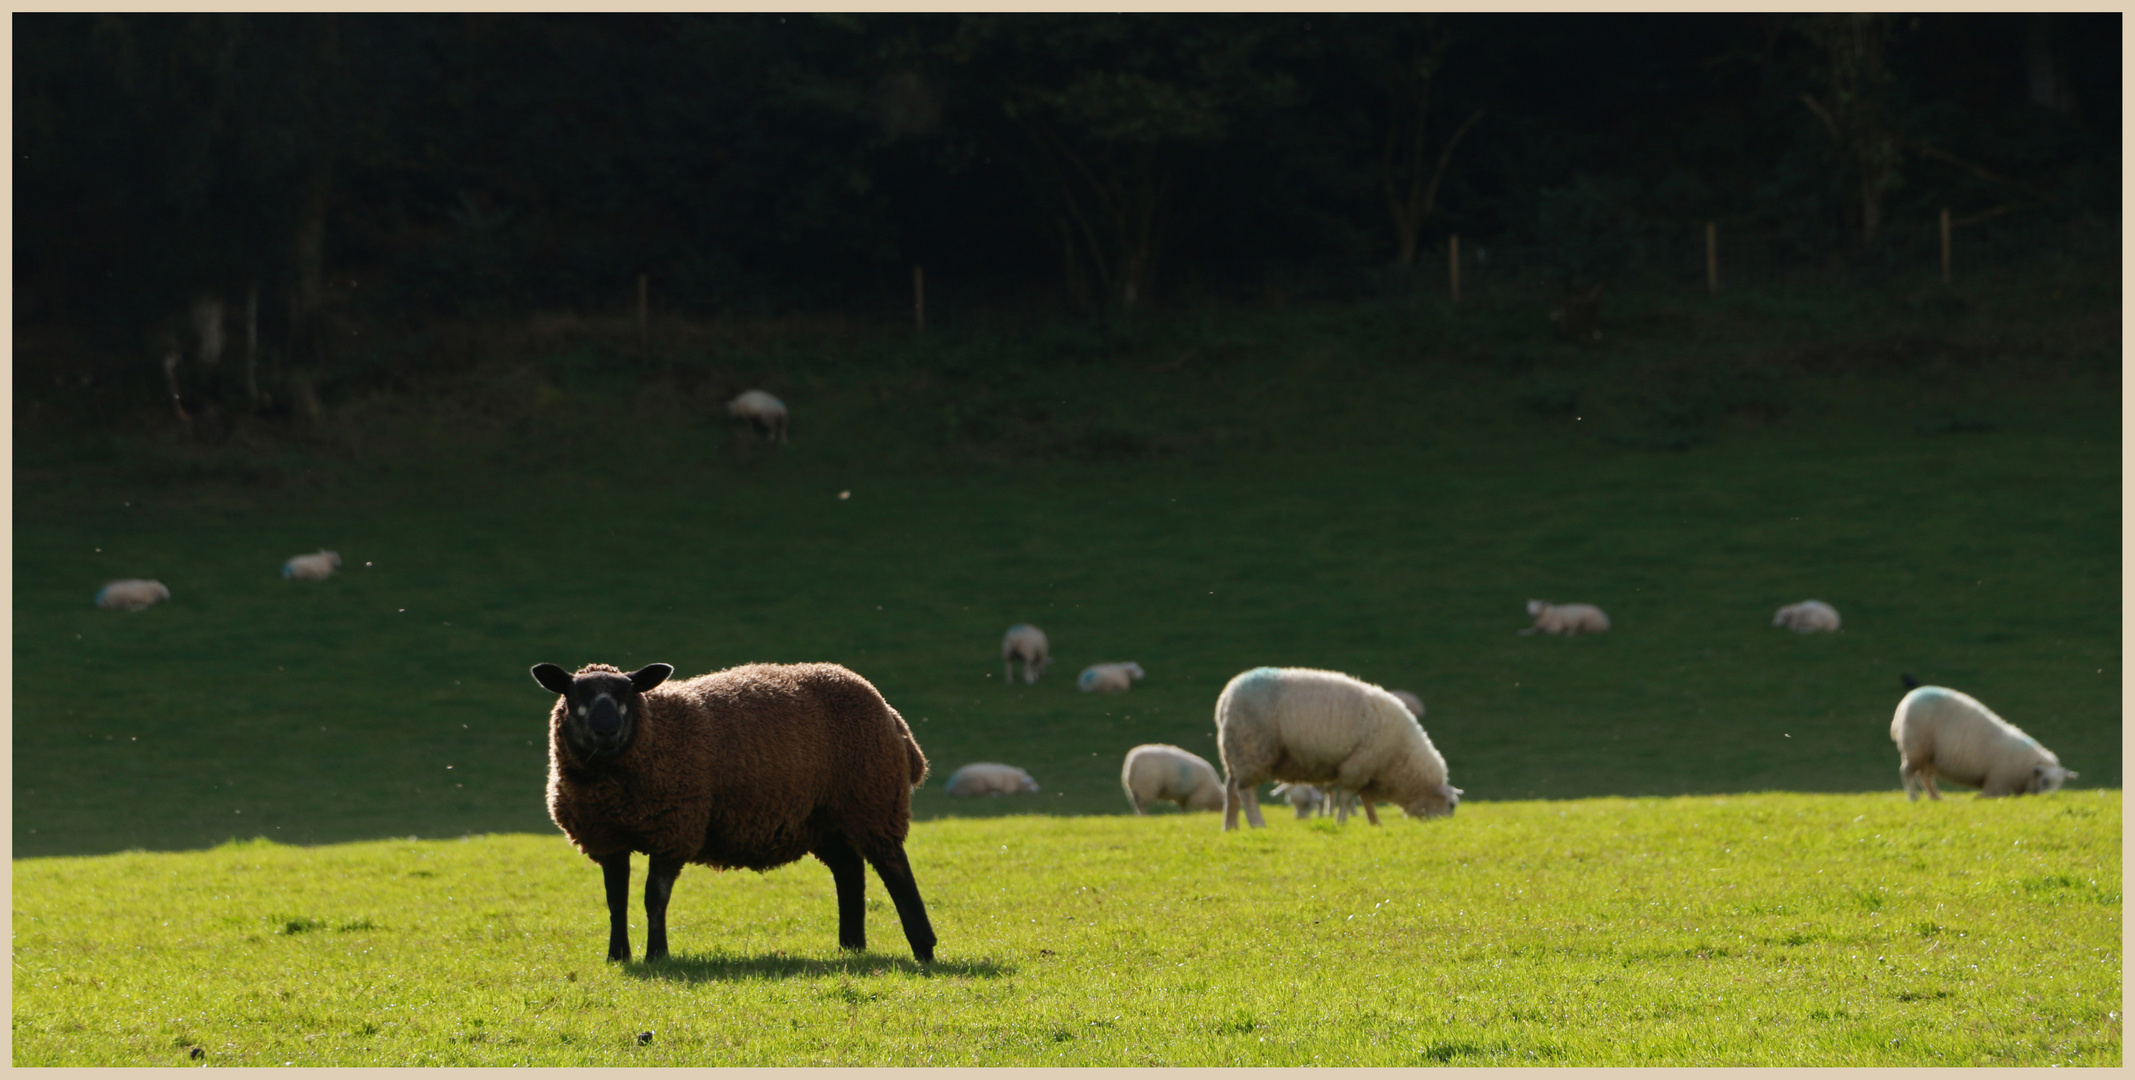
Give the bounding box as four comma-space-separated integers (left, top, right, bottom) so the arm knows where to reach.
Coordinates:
1448, 235, 1461, 304
1705, 221, 1718, 295
1939, 208, 1952, 286
914, 265, 926, 332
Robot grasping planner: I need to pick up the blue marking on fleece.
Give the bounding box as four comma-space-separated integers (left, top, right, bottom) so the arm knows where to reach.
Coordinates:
281, 561, 297, 579
1079, 668, 1099, 689
93, 584, 109, 606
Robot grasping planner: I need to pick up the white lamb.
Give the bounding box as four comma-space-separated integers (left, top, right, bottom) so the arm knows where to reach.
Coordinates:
1216, 666, 1461, 830
727, 389, 788, 445
1269, 782, 1368, 821
1079, 661, 1145, 694
95, 579, 170, 611
1001, 624, 1050, 685
1268, 782, 1325, 819
944, 762, 1039, 796
1891, 685, 2076, 800
1773, 599, 1841, 633
1120, 744, 1225, 814
1521, 599, 1610, 636
283, 550, 342, 581
1389, 689, 1425, 718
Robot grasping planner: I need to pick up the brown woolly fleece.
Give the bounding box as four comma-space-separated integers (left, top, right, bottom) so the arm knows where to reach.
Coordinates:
545, 662, 929, 872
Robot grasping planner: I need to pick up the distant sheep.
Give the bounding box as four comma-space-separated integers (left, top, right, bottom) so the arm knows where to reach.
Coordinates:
1001, 624, 1050, 685
532, 660, 935, 964
1521, 599, 1610, 636
944, 762, 1039, 796
1268, 782, 1325, 819
95, 579, 170, 611
1079, 661, 1145, 694
1891, 683, 2076, 800
727, 389, 788, 445
1389, 690, 1425, 718
1121, 744, 1225, 814
283, 550, 342, 581
1773, 599, 1841, 633
1216, 666, 1461, 830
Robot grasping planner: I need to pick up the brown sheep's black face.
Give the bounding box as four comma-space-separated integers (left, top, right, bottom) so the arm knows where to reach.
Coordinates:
531, 663, 673, 764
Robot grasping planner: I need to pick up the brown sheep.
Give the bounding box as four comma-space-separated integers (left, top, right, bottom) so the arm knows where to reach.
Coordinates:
531, 660, 936, 964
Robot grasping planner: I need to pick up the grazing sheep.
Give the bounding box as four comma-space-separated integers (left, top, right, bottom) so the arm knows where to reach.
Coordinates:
726, 389, 788, 444
1121, 744, 1225, 814
1890, 683, 2076, 800
1268, 782, 1325, 819
1216, 667, 1461, 830
944, 762, 1039, 796
1389, 690, 1425, 718
1001, 624, 1050, 685
282, 550, 342, 581
1079, 661, 1145, 694
1266, 782, 1369, 821
1772, 599, 1841, 633
95, 579, 170, 611
532, 660, 935, 964
1521, 599, 1610, 636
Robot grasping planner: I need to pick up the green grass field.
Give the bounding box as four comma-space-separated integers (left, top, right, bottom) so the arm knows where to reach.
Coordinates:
13, 273, 2121, 1064
12, 792, 2120, 1066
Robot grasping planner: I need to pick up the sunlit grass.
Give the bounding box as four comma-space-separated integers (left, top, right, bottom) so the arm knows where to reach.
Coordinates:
12, 790, 2119, 1066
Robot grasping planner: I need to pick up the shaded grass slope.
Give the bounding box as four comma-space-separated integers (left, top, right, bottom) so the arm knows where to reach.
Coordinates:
13, 281, 2120, 856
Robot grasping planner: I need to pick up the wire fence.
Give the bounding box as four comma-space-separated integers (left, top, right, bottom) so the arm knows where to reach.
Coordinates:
877, 210, 2119, 325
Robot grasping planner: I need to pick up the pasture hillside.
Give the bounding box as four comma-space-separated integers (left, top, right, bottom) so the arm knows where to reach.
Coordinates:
12, 278, 2122, 857
10, 793, 2120, 1067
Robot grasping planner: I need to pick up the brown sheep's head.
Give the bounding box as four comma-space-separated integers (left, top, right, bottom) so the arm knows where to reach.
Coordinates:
531, 662, 673, 764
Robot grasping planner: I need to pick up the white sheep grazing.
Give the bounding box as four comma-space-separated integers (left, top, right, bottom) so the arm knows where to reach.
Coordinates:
1521, 599, 1610, 636
1891, 685, 2076, 800
95, 579, 170, 611
727, 389, 788, 445
944, 762, 1039, 796
1772, 599, 1841, 633
1389, 689, 1425, 718
1268, 782, 1325, 819
1079, 661, 1145, 694
1216, 666, 1461, 830
283, 550, 342, 581
1120, 744, 1225, 814
1001, 624, 1050, 685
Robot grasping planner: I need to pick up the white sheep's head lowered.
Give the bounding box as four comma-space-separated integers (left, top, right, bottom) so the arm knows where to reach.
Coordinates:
532, 662, 674, 764
1405, 782, 1464, 820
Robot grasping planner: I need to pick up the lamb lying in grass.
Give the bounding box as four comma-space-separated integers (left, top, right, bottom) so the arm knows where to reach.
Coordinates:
1079, 662, 1145, 694
283, 550, 342, 581
1772, 599, 1840, 633
1121, 744, 1224, 813
95, 579, 170, 611
944, 762, 1039, 796
1891, 682, 2076, 800
1521, 599, 1609, 636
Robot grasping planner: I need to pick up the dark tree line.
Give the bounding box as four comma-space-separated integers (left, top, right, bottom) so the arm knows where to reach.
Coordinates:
16, 13, 2118, 339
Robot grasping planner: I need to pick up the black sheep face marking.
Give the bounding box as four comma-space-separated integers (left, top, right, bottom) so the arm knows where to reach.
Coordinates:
531, 663, 673, 764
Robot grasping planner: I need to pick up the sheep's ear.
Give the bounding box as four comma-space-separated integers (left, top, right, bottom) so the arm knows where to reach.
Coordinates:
628, 663, 674, 693
531, 664, 573, 695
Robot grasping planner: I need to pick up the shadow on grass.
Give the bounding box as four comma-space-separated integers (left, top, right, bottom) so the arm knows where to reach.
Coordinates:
622, 950, 1012, 983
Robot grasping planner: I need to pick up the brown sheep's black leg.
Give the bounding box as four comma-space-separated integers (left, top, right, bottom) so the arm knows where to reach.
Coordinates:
865, 842, 937, 964
813, 833, 869, 953
643, 855, 683, 963
600, 852, 633, 962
